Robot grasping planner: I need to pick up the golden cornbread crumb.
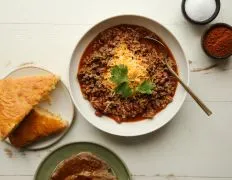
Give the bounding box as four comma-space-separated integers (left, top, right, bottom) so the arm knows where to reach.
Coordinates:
9, 107, 68, 148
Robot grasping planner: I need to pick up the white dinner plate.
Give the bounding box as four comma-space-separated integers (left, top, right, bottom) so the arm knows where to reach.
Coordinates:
4, 66, 75, 150
69, 15, 189, 136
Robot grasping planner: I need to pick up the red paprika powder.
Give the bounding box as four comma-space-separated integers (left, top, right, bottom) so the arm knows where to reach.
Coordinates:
203, 24, 232, 58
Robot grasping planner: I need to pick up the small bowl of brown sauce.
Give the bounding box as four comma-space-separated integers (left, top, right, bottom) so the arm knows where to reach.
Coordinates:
202, 23, 232, 59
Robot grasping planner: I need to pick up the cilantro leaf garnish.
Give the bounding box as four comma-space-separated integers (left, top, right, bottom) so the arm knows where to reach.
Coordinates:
115, 82, 133, 98
136, 80, 155, 94
110, 65, 128, 85
110, 65, 154, 97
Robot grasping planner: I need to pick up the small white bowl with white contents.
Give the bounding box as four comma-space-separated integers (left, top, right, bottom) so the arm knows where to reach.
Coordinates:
182, 0, 221, 25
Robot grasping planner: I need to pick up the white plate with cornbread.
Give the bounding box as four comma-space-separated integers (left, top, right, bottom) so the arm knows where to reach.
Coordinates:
0, 66, 74, 150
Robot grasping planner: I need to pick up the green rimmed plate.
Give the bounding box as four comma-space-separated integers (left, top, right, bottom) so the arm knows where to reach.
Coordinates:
34, 142, 131, 180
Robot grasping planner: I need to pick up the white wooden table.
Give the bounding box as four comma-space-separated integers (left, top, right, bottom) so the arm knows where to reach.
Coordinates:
0, 0, 232, 179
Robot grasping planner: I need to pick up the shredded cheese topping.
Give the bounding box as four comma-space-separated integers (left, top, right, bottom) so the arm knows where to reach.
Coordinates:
103, 43, 149, 89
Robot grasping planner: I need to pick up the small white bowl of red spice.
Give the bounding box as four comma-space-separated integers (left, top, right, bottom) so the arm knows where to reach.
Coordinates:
201, 23, 232, 59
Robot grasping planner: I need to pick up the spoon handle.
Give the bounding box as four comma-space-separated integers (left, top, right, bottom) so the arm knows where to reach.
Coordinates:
167, 65, 212, 116
143, 36, 212, 116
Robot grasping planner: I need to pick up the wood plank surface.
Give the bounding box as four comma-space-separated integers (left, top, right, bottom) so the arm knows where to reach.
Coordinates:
0, 0, 231, 179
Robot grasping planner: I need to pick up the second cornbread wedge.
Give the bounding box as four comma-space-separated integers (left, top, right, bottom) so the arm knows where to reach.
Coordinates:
9, 107, 68, 148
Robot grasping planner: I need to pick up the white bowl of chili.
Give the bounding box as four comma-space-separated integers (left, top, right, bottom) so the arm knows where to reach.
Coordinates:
69, 15, 189, 136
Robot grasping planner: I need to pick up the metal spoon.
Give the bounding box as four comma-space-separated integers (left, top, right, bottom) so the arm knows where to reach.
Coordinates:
143, 36, 212, 116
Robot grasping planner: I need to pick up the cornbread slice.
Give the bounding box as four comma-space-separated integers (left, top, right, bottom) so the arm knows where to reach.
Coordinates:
0, 75, 59, 139
9, 107, 68, 148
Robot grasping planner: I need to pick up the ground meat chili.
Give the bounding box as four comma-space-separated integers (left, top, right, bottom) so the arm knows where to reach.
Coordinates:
78, 25, 178, 123
203, 25, 232, 58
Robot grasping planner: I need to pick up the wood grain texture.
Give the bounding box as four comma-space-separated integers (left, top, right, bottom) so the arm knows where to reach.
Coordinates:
0, 0, 187, 25
0, 0, 231, 179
